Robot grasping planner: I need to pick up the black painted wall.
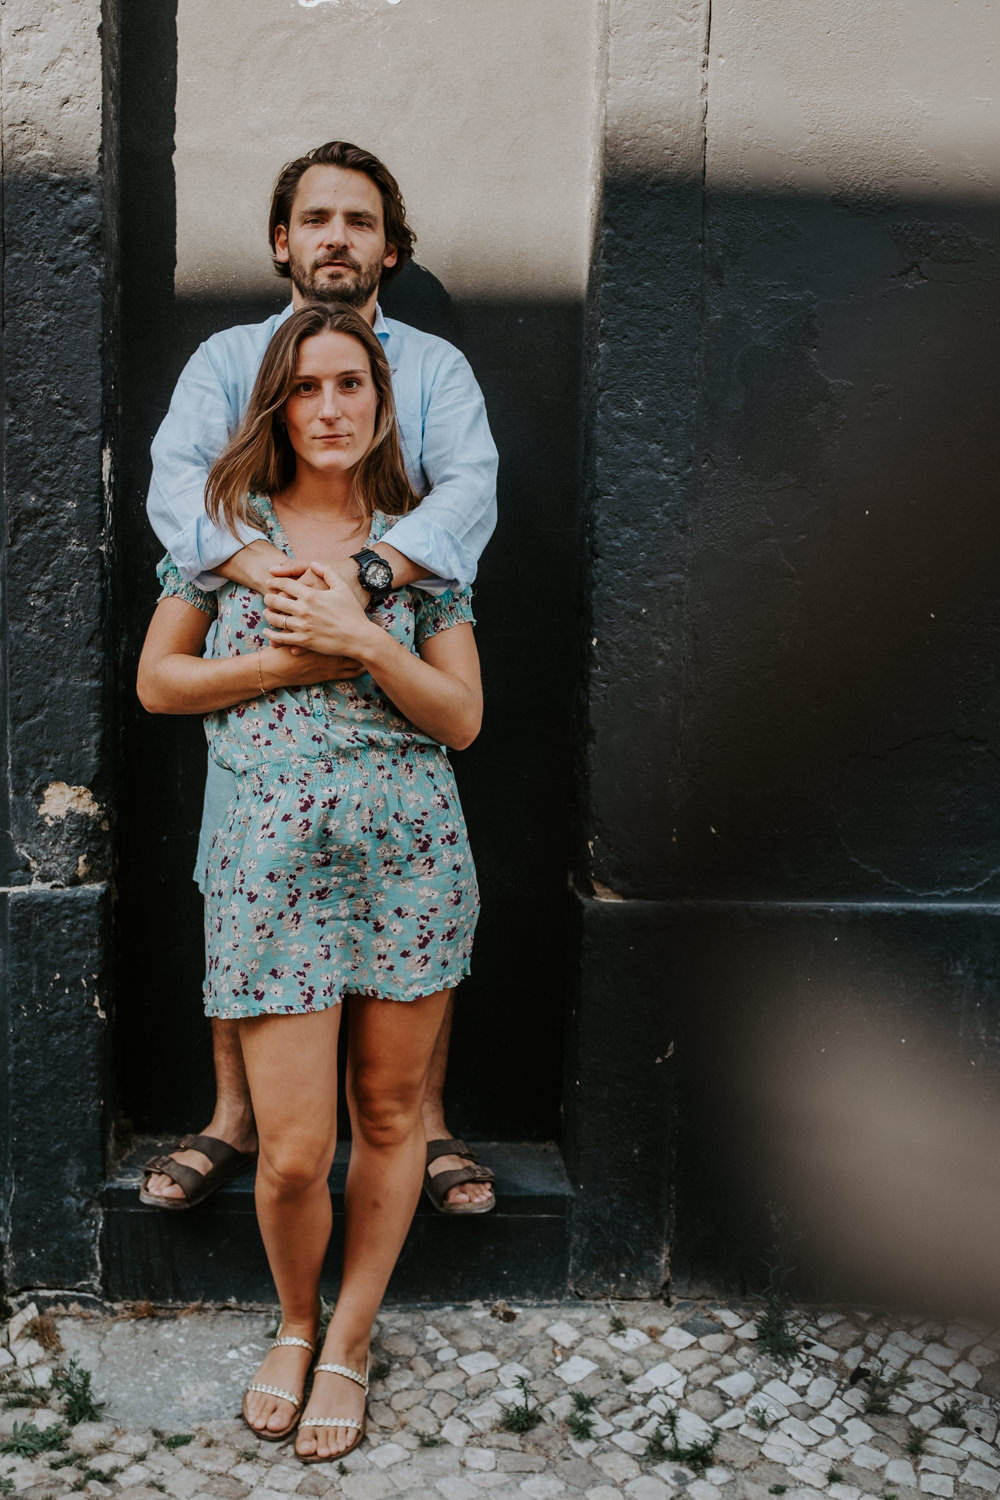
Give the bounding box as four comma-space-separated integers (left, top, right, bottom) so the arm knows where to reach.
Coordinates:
576, 164, 1000, 1292
0, 0, 119, 1290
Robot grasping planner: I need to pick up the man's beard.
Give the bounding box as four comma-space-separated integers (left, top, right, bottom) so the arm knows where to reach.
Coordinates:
289, 249, 383, 308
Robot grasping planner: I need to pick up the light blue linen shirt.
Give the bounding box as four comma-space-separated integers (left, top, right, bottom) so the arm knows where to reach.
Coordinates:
147, 303, 498, 594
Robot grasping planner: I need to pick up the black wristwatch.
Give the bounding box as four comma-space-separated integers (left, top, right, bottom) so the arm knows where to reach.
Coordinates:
351, 548, 394, 605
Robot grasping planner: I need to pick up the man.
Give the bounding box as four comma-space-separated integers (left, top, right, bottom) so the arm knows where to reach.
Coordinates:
141, 141, 497, 1214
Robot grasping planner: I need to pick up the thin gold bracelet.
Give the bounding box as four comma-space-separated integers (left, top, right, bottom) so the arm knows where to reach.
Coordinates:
257, 647, 265, 697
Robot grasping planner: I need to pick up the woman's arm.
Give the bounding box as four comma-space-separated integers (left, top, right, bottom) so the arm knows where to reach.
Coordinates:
137, 597, 362, 715
261, 564, 483, 750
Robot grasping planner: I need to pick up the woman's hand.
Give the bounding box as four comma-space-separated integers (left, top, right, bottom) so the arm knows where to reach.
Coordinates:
261, 642, 365, 690
263, 562, 377, 660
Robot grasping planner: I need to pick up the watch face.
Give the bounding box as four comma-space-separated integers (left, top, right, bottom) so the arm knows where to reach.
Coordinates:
365, 559, 393, 591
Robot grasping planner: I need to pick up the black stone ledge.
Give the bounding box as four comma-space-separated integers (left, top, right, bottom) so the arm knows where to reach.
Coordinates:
569, 893, 1000, 1295
101, 1141, 572, 1304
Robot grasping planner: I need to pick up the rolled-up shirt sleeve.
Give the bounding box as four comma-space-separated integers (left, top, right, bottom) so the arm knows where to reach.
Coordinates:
147, 340, 267, 588
386, 344, 498, 595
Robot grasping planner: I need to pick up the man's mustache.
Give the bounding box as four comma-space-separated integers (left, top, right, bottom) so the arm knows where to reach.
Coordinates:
314, 254, 361, 272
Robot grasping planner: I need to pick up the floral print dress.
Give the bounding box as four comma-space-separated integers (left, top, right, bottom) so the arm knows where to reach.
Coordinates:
156, 497, 479, 1019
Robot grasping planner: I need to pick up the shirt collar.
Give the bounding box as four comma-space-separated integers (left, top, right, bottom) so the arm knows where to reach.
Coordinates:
279, 301, 389, 342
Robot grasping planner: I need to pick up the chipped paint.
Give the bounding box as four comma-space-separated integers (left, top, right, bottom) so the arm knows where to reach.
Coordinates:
39, 783, 102, 826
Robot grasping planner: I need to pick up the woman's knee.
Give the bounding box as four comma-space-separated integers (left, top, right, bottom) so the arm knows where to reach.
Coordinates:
257, 1135, 334, 1196
350, 1080, 423, 1149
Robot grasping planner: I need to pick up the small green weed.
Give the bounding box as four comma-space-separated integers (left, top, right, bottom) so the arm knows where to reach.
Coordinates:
148, 1483, 166, 1495
938, 1397, 966, 1428
906, 1430, 927, 1459
0, 1480, 13, 1496
567, 1389, 597, 1441
756, 1207, 802, 1364
418, 1434, 442, 1447
79, 1464, 123, 1484
337, 1460, 347, 1475
748, 1402, 775, 1431
609, 1314, 628, 1335
238, 1447, 259, 1461
0, 1420, 70, 1457
860, 1361, 913, 1416
48, 1453, 79, 1470
619, 1368, 636, 1385
643, 1409, 720, 1473
567, 1409, 595, 1441
371, 1359, 391, 1382
498, 1376, 544, 1434
53, 1359, 105, 1425
883, 1491, 898, 1500
153, 1429, 194, 1450
828, 1470, 844, 1485
769, 1486, 787, 1495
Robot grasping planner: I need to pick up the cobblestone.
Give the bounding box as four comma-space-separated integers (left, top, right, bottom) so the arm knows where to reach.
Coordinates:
0, 1299, 993, 1498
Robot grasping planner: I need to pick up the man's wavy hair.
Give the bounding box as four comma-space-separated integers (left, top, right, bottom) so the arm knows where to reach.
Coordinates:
206, 303, 418, 538
268, 141, 416, 285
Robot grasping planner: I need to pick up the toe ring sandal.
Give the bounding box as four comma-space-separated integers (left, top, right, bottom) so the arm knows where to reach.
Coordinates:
242, 1333, 315, 1442
423, 1138, 497, 1215
297, 1356, 370, 1464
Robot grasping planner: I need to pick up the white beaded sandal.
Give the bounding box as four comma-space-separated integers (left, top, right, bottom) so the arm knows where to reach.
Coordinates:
295, 1354, 371, 1464
241, 1332, 316, 1442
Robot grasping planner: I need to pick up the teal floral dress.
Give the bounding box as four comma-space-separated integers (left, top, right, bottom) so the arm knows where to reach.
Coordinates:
157, 497, 479, 1019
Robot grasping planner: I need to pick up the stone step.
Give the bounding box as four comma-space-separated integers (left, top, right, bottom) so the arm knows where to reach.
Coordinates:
101, 1140, 574, 1303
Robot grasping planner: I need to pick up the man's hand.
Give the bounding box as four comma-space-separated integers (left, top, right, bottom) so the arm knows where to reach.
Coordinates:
216, 539, 288, 595
270, 556, 369, 609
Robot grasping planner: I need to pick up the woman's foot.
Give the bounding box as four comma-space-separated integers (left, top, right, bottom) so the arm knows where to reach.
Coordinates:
242, 1326, 316, 1440
295, 1344, 369, 1462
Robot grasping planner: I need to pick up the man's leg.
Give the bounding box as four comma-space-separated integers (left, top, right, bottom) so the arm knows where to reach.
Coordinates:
142, 1017, 258, 1202
420, 995, 495, 1209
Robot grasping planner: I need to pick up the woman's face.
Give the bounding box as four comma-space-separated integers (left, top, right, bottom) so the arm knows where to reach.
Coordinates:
282, 330, 379, 477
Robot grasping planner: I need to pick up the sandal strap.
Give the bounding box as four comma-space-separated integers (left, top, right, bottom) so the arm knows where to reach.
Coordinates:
300, 1416, 364, 1431
426, 1137, 478, 1166
272, 1335, 314, 1352
314, 1361, 369, 1390
245, 1382, 300, 1406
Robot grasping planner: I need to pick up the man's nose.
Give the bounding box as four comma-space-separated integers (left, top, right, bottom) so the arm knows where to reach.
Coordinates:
321, 216, 348, 247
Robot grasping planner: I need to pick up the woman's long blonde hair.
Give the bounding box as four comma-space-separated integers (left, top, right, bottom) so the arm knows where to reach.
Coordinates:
206, 302, 418, 536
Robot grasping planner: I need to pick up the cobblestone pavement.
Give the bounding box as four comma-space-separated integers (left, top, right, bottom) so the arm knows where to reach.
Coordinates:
1, 1297, 998, 1500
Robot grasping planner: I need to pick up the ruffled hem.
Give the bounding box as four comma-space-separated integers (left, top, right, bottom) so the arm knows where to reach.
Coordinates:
205, 961, 473, 1020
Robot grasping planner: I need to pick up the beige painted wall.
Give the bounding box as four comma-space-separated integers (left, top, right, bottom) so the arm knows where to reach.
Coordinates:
174, 0, 605, 303
706, 0, 1000, 200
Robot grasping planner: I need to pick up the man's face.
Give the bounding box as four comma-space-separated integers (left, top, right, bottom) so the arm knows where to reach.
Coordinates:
274, 165, 398, 314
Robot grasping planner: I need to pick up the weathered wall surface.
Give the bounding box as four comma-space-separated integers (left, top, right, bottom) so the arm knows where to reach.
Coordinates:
0, 0, 115, 1289
4, 0, 1000, 1298
577, 0, 1000, 1291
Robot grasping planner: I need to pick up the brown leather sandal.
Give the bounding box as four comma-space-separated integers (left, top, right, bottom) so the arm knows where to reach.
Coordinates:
423, 1138, 496, 1215
139, 1133, 258, 1210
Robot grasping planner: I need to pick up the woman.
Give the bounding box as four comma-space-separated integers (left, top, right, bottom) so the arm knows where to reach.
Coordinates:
137, 303, 481, 1463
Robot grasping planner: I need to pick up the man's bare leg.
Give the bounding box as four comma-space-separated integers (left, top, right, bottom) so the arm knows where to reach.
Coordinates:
420, 995, 494, 1209
143, 1019, 258, 1202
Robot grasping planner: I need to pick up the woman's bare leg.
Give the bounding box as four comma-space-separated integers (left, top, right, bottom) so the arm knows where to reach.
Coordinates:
295, 987, 451, 1461
238, 1005, 343, 1436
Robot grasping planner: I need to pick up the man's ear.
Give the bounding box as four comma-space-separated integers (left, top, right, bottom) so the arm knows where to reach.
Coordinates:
382, 242, 398, 272
274, 225, 290, 265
